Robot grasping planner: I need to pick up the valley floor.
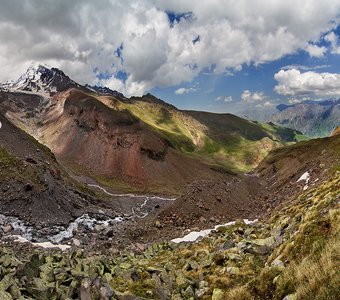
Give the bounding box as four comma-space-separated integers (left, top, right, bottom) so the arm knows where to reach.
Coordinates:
0, 173, 338, 299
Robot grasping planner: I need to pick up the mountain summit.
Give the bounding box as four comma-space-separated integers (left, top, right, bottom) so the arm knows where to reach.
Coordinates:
0, 64, 80, 95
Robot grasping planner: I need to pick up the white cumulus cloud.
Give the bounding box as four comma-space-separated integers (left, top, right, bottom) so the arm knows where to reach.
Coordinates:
274, 68, 340, 97
241, 90, 266, 102
304, 44, 327, 57
325, 31, 340, 54
0, 0, 340, 96
175, 87, 198, 95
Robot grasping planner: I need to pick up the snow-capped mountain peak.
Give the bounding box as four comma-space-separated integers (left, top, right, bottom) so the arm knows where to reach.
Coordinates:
14, 64, 51, 89
0, 64, 80, 95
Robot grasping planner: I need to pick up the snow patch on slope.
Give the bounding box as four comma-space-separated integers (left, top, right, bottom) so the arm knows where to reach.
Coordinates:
12, 235, 71, 251
297, 171, 310, 190
171, 219, 258, 243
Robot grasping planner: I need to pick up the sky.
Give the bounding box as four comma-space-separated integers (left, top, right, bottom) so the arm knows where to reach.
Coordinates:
1, 0, 340, 113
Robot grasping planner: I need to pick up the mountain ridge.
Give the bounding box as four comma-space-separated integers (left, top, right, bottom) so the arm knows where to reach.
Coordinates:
0, 65, 303, 194
239, 99, 340, 138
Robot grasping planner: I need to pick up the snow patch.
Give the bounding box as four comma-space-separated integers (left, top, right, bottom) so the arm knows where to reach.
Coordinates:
12, 235, 71, 251
297, 171, 310, 190
171, 219, 258, 243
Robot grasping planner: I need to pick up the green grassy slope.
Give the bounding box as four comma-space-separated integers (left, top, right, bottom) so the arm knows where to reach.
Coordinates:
116, 94, 305, 172
2, 89, 305, 177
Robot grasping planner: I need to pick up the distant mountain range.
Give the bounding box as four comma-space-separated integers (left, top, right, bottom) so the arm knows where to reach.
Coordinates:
239, 99, 340, 138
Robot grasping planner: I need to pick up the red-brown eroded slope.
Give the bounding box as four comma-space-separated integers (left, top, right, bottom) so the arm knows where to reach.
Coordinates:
41, 89, 221, 194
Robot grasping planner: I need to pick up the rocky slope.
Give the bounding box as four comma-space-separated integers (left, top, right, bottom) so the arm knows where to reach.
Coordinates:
0, 136, 338, 300
0, 112, 110, 226
38, 89, 222, 195
125, 134, 340, 244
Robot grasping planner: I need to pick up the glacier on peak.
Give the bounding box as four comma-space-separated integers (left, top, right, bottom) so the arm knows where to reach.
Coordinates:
0, 63, 79, 95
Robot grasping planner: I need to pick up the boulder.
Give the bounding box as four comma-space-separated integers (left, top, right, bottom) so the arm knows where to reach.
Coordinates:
1, 224, 12, 233
271, 258, 285, 268
198, 281, 209, 289
195, 288, 208, 298
175, 271, 191, 289
135, 243, 146, 252
72, 238, 81, 247
0, 215, 6, 225
249, 237, 276, 255
223, 240, 235, 250
182, 285, 195, 298
252, 237, 275, 247
95, 224, 106, 232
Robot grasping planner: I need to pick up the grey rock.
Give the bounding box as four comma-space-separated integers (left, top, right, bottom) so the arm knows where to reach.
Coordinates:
95, 224, 106, 232
0, 215, 6, 225
272, 258, 285, 268
195, 288, 208, 298
72, 238, 81, 247
223, 240, 235, 250
198, 281, 209, 288
182, 285, 195, 298
0, 291, 12, 300
1, 224, 12, 233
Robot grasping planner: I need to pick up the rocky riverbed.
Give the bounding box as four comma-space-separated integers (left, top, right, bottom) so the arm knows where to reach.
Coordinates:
0, 183, 177, 252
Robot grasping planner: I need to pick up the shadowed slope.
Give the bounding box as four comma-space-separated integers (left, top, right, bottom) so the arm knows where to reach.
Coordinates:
0, 113, 98, 225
